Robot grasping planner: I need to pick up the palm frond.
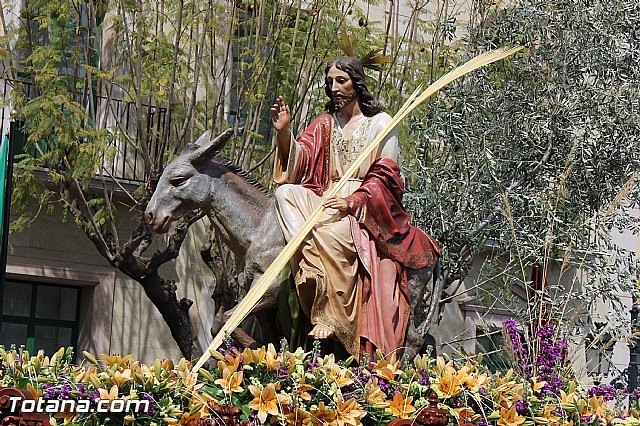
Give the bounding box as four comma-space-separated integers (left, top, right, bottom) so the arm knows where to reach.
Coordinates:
336, 28, 357, 57
360, 49, 391, 71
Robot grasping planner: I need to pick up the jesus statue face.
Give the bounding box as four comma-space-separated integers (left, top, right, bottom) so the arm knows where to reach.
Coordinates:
326, 65, 357, 111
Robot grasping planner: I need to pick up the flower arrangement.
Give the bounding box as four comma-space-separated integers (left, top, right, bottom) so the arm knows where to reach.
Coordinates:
0, 323, 639, 426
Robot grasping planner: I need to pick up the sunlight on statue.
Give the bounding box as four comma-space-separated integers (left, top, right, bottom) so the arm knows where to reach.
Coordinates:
271, 56, 440, 359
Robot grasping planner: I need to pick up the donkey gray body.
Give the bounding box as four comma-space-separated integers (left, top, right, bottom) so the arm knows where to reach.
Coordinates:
145, 129, 434, 356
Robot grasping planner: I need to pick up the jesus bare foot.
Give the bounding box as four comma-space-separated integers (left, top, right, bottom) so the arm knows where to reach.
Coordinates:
309, 324, 335, 339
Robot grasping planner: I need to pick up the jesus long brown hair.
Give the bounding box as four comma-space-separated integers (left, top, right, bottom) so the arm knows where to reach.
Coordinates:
324, 56, 382, 117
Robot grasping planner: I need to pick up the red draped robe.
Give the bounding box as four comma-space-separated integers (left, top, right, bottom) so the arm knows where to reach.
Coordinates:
274, 113, 439, 357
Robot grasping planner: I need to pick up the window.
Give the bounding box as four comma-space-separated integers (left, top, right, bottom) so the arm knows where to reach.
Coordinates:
0, 280, 81, 356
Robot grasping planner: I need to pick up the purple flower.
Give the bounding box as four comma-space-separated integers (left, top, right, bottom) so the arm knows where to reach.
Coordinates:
142, 393, 157, 415
588, 384, 618, 402
502, 320, 568, 394
534, 324, 568, 394
378, 378, 391, 394
514, 400, 529, 414
503, 319, 532, 377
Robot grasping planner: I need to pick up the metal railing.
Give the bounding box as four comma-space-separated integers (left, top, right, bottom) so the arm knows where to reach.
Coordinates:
1, 78, 168, 183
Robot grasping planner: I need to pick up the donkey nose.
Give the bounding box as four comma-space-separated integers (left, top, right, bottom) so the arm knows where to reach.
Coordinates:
145, 210, 153, 223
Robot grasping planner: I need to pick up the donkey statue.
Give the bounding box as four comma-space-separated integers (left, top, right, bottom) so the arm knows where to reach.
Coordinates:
145, 129, 436, 356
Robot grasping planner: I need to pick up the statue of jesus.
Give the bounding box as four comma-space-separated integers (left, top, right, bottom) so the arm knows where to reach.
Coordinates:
271, 56, 439, 358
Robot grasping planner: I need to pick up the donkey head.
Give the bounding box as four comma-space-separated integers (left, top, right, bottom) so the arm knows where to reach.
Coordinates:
145, 129, 234, 233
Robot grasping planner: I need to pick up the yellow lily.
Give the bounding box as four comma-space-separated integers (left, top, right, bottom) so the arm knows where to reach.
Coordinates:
414, 354, 431, 371
317, 354, 337, 368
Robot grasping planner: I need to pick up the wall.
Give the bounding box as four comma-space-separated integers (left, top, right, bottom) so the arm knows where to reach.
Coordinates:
6, 201, 217, 363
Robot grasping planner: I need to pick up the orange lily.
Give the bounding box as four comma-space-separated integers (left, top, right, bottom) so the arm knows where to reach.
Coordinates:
263, 344, 281, 371
498, 405, 526, 426
214, 367, 244, 394
560, 390, 579, 404
100, 354, 134, 368
373, 354, 403, 382
248, 383, 282, 423
433, 365, 463, 399
328, 364, 354, 388
364, 379, 390, 409
455, 407, 476, 425
388, 392, 416, 419
110, 368, 133, 387
335, 397, 366, 426
282, 405, 312, 425
531, 376, 547, 393
539, 404, 561, 425
310, 402, 337, 424
178, 370, 204, 392
26, 383, 42, 399
295, 375, 315, 401
98, 385, 119, 400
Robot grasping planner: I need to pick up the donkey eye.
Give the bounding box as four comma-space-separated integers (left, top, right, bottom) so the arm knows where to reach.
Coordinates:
170, 176, 189, 187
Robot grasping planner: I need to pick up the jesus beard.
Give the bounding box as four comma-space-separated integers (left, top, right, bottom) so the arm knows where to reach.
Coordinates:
333, 91, 357, 111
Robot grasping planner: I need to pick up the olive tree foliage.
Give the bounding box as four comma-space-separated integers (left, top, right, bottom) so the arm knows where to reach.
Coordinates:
405, 0, 640, 358
0, 0, 459, 357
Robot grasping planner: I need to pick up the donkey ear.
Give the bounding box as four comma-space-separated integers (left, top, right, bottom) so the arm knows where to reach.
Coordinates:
192, 130, 212, 148
188, 128, 235, 163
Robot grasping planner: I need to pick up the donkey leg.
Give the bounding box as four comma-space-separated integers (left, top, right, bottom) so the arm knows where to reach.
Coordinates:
404, 265, 435, 358
250, 275, 281, 344
214, 304, 258, 349
404, 270, 425, 359
231, 329, 260, 349
221, 273, 281, 349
